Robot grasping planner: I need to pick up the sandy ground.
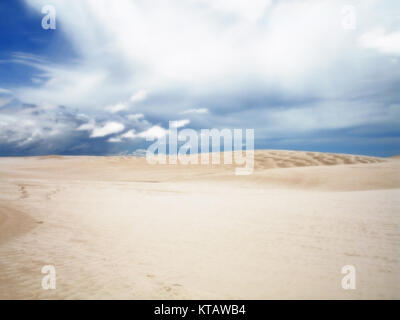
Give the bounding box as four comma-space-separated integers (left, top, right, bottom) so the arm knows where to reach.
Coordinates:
0, 150, 399, 299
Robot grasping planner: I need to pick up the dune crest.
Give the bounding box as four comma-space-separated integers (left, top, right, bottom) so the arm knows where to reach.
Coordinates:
252, 150, 384, 169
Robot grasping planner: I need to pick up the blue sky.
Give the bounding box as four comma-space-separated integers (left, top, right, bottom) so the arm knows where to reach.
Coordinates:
0, 0, 399, 156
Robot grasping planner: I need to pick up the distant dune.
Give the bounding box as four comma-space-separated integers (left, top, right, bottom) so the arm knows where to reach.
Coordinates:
253, 150, 384, 168
0, 150, 399, 299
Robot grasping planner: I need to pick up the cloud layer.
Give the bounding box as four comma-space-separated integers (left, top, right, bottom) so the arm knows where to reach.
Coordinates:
0, 0, 399, 156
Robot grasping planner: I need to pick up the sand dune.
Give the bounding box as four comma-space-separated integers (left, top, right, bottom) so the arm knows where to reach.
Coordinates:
253, 150, 384, 168
0, 150, 399, 299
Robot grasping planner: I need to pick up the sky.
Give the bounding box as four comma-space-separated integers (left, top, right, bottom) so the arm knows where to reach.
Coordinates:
0, 0, 399, 156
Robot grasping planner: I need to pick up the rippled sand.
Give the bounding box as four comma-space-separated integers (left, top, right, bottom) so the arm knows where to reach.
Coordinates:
0, 150, 399, 299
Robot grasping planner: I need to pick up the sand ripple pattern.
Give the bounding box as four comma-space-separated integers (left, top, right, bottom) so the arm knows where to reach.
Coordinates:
253, 150, 384, 170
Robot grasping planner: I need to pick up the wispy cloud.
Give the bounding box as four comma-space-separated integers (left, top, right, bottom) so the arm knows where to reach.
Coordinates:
130, 89, 147, 103
182, 108, 208, 115
90, 121, 125, 138
0, 88, 12, 94
105, 102, 129, 114
127, 113, 144, 121
170, 119, 190, 129
137, 125, 167, 140
76, 120, 96, 131
360, 28, 400, 55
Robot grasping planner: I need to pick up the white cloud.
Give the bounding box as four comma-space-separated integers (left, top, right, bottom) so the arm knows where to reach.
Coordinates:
0, 88, 12, 94
20, 0, 383, 109
109, 119, 189, 143
105, 102, 128, 113
7, 0, 398, 148
104, 90, 146, 114
182, 108, 208, 114
130, 89, 147, 103
120, 129, 137, 139
137, 125, 167, 139
109, 124, 168, 143
360, 28, 400, 55
108, 137, 122, 143
170, 119, 190, 128
90, 121, 125, 138
0, 103, 85, 152
200, 0, 272, 21
107, 129, 136, 143
76, 120, 96, 131
127, 113, 144, 121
